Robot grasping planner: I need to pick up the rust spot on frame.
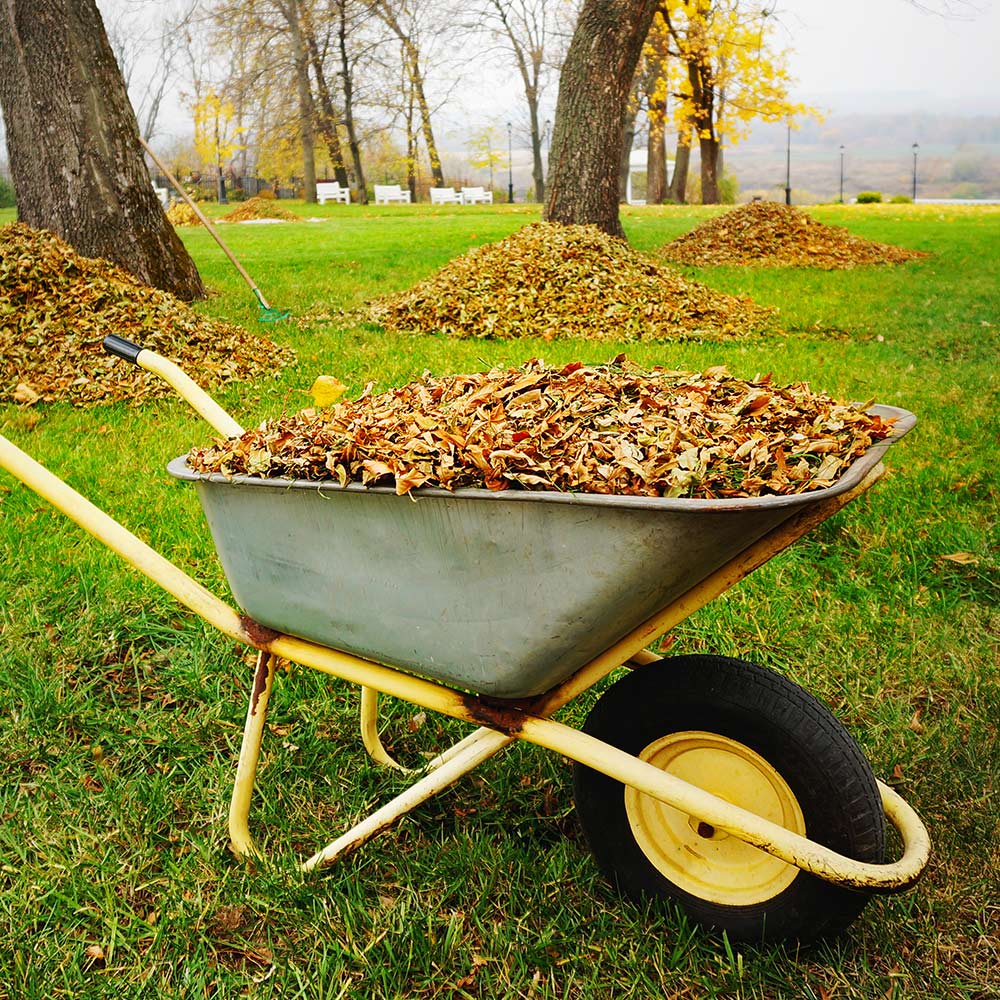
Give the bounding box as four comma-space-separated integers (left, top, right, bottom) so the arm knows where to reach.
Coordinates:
239, 614, 282, 649
459, 692, 536, 736
250, 653, 271, 715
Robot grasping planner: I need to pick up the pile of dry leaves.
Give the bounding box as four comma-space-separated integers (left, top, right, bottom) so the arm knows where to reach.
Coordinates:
221, 197, 301, 223
166, 202, 201, 226
366, 223, 779, 342
661, 201, 929, 268
0, 222, 295, 406
188, 357, 895, 500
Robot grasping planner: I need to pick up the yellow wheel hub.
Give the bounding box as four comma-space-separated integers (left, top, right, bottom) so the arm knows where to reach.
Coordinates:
625, 731, 806, 906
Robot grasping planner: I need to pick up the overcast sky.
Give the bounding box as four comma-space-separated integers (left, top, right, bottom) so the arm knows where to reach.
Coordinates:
88, 0, 1000, 145
777, 0, 1000, 113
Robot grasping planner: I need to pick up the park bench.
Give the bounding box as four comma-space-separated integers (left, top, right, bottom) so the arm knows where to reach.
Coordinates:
316, 180, 350, 205
461, 186, 493, 204
374, 184, 411, 205
429, 186, 463, 205
154, 185, 169, 208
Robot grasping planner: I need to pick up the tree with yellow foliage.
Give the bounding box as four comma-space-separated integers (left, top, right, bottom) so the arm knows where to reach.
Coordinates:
193, 90, 245, 202
651, 1, 818, 204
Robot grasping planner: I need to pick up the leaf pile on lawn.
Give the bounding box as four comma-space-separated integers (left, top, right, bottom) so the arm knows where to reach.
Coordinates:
660, 201, 930, 268
365, 222, 779, 342
166, 202, 201, 226
188, 356, 895, 499
0, 222, 295, 406
220, 197, 301, 223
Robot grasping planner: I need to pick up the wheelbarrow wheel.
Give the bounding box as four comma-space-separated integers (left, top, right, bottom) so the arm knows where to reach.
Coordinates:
572, 654, 885, 944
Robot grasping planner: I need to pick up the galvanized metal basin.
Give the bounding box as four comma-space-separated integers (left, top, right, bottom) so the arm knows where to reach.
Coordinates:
169, 405, 914, 698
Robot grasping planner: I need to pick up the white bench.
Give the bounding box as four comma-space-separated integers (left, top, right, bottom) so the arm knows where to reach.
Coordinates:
317, 180, 350, 204
461, 186, 493, 204
154, 185, 169, 208
374, 184, 411, 205
430, 186, 463, 205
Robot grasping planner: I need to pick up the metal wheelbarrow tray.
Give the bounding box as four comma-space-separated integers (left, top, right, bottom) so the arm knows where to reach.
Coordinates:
0, 336, 931, 946
167, 407, 912, 699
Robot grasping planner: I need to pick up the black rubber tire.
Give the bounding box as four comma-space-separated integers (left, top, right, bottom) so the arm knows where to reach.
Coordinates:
573, 654, 886, 944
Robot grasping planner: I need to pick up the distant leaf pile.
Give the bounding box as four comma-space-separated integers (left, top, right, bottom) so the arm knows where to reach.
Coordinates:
366, 223, 779, 342
166, 202, 201, 226
661, 201, 930, 268
220, 197, 301, 223
188, 357, 895, 500
0, 223, 295, 406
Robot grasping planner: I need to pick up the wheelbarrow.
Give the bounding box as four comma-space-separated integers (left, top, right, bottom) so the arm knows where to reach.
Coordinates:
0, 335, 931, 944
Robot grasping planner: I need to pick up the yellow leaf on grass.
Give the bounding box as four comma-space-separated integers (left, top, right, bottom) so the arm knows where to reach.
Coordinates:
310, 374, 347, 408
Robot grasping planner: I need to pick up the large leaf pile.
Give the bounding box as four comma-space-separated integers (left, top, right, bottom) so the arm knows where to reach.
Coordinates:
366, 223, 779, 342
188, 357, 895, 500
220, 197, 301, 223
661, 201, 930, 268
166, 202, 201, 226
0, 223, 295, 406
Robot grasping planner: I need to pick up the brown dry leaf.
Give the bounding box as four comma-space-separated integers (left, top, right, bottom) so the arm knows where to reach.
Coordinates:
939, 552, 979, 565
84, 944, 106, 963
189, 356, 896, 501
365, 222, 779, 343
13, 382, 41, 405
661, 201, 930, 269
0, 222, 295, 405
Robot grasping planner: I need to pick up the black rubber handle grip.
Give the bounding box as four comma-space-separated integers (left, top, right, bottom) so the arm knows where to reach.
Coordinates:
103, 334, 145, 364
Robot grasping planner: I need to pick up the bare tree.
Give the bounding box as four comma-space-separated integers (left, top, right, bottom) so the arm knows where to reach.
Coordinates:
369, 0, 446, 187
544, 0, 660, 238
473, 0, 570, 202
0, 0, 204, 299
101, 0, 199, 142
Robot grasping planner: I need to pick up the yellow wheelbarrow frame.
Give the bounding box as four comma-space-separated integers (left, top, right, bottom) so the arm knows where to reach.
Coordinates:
0, 343, 930, 904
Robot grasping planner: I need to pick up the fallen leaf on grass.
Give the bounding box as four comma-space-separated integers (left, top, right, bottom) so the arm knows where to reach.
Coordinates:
938, 552, 980, 565
309, 374, 348, 408
13, 382, 41, 405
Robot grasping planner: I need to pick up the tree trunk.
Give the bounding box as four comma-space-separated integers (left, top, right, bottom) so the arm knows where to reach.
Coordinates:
286, 1, 317, 203
667, 132, 690, 203
374, 3, 444, 189
336, 0, 367, 203
0, 0, 204, 299
618, 102, 638, 204
646, 106, 667, 204
404, 42, 444, 189
699, 134, 719, 204
303, 15, 349, 187
545, 0, 661, 239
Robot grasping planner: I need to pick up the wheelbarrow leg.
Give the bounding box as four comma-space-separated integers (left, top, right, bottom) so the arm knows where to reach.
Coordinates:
359, 686, 420, 773
301, 727, 513, 871
229, 650, 278, 860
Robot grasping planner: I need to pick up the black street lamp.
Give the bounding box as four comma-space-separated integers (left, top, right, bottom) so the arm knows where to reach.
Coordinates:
784, 122, 791, 206
507, 121, 514, 204
839, 144, 845, 203
912, 142, 919, 201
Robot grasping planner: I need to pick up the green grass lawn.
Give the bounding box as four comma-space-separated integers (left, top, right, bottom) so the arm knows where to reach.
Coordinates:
1, 202, 997, 998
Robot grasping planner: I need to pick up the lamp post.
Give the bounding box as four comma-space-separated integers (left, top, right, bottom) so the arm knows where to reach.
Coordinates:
839, 144, 845, 203
912, 142, 919, 202
784, 122, 791, 206
544, 118, 551, 181
507, 121, 514, 204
